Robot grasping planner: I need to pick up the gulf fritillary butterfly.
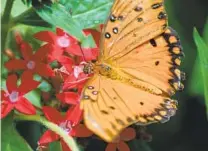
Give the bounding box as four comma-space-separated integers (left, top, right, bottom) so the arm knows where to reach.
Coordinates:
80, 0, 185, 142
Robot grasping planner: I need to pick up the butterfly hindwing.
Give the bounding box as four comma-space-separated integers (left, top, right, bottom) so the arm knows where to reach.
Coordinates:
81, 75, 178, 142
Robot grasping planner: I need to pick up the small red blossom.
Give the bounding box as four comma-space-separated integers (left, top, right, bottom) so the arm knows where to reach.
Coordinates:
61, 62, 90, 90
39, 106, 93, 151
34, 28, 82, 62
56, 92, 80, 105
1, 73, 39, 118
105, 127, 136, 151
4, 40, 54, 77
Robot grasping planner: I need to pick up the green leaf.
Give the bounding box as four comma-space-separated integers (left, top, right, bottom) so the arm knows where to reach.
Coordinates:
38, 80, 52, 92
1, 113, 33, 151
193, 28, 208, 115
189, 57, 204, 97
203, 18, 208, 45
81, 34, 96, 48
35, 3, 84, 41
49, 141, 62, 151
60, 0, 113, 29
25, 90, 42, 108
13, 8, 51, 27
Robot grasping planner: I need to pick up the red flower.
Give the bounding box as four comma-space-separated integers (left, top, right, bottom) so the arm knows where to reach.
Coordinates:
4, 40, 54, 77
1, 73, 39, 118
61, 61, 90, 90
39, 106, 93, 151
105, 127, 136, 151
34, 28, 82, 62
56, 92, 80, 105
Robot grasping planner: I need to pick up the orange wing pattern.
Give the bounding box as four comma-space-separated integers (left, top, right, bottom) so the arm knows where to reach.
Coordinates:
99, 0, 167, 60
117, 27, 185, 96
81, 74, 178, 142
81, 0, 184, 142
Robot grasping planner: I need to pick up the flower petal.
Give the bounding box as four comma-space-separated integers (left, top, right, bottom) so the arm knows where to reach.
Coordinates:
34, 63, 55, 77
63, 73, 89, 90
5, 59, 27, 71
47, 46, 64, 62
61, 140, 72, 151
56, 92, 79, 105
42, 106, 64, 124
70, 124, 93, 137
65, 44, 83, 56
1, 90, 9, 101
120, 127, 136, 141
58, 56, 74, 73
105, 143, 117, 151
18, 71, 40, 95
15, 97, 36, 115
34, 31, 57, 44
117, 141, 130, 151
1, 102, 14, 119
38, 130, 59, 145
66, 105, 83, 125
82, 47, 98, 61
56, 28, 65, 36
6, 74, 18, 93
33, 44, 53, 61
20, 41, 33, 60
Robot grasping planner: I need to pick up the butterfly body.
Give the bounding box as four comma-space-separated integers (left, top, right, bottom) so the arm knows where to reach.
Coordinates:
81, 0, 185, 142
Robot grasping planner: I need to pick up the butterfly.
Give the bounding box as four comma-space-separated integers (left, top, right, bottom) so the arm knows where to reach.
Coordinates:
80, 0, 185, 142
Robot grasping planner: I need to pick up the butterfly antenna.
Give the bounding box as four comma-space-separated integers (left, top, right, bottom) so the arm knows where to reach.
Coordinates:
79, 43, 87, 62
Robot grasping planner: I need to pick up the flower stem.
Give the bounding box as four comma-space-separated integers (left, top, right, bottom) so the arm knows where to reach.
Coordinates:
1, 0, 15, 51
15, 114, 80, 151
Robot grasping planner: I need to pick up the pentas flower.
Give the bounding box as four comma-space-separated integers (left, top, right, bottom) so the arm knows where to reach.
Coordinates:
34, 27, 101, 62
105, 127, 136, 151
34, 28, 82, 62
39, 106, 93, 151
1, 73, 39, 118
61, 61, 90, 90
56, 92, 80, 105
4, 40, 54, 77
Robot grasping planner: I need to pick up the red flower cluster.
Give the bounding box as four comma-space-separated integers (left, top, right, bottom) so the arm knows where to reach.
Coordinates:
2, 27, 101, 150
2, 25, 138, 151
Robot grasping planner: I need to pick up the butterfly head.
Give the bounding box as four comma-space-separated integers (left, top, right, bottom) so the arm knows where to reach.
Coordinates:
83, 62, 94, 74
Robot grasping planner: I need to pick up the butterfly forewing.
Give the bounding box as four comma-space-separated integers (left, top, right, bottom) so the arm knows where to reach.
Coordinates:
100, 0, 167, 60
117, 27, 184, 95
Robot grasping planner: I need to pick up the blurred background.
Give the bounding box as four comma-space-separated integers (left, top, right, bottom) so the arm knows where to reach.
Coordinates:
1, 0, 208, 151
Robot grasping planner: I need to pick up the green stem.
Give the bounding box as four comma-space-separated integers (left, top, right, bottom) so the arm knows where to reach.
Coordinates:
1, 0, 15, 51
15, 114, 80, 151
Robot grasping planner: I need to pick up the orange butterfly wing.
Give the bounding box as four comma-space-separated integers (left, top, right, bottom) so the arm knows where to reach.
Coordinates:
100, 0, 167, 60
81, 74, 178, 142
117, 27, 185, 96
81, 0, 184, 142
